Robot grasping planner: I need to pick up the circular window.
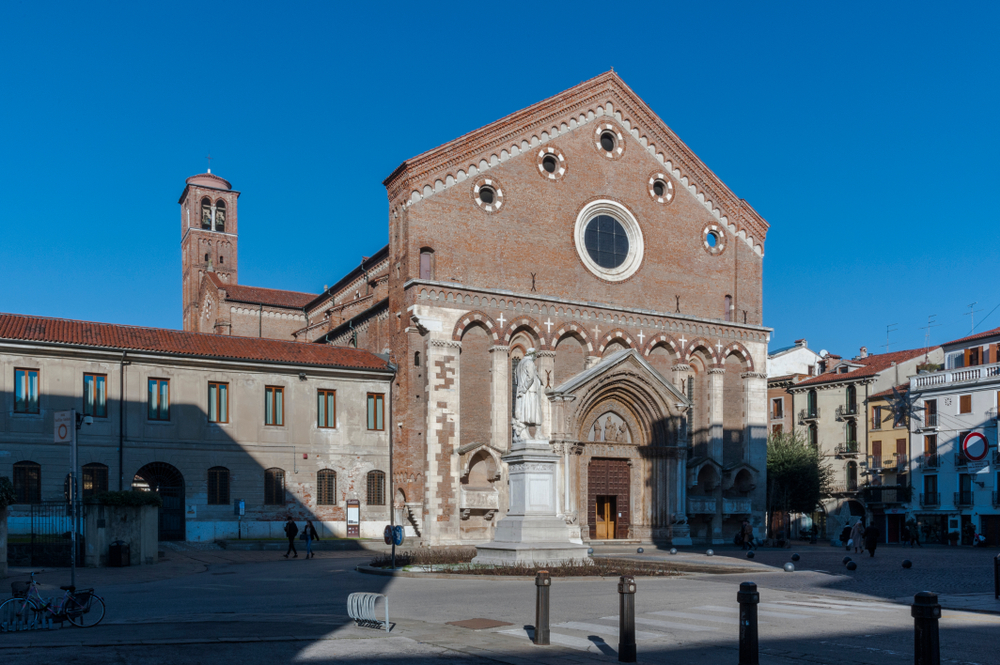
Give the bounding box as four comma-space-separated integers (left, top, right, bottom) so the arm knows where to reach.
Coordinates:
647, 172, 675, 204
574, 199, 644, 281
536, 146, 567, 180
471, 177, 505, 213
593, 123, 626, 160
702, 223, 727, 255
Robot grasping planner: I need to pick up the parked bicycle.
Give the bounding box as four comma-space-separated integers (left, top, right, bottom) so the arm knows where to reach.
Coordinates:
0, 572, 105, 631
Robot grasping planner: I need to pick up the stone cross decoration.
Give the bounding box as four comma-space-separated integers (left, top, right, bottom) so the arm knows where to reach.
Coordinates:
496, 312, 506, 328
511, 348, 542, 443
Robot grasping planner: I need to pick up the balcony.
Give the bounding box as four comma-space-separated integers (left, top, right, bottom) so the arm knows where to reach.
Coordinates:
722, 497, 752, 515
988, 408, 998, 422
912, 362, 1000, 389
828, 482, 858, 494
954, 491, 974, 507
919, 492, 940, 507
798, 407, 821, 422
919, 453, 939, 469
687, 497, 718, 514
955, 452, 970, 468
835, 404, 859, 420
835, 441, 859, 457
868, 454, 906, 472
861, 485, 911, 504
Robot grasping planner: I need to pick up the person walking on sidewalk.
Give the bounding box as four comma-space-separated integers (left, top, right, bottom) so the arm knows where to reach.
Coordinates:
283, 517, 299, 558
849, 519, 865, 555
741, 519, 755, 551
303, 519, 320, 559
863, 522, 879, 558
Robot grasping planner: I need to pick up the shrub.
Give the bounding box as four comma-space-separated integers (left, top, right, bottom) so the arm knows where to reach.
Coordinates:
87, 490, 163, 508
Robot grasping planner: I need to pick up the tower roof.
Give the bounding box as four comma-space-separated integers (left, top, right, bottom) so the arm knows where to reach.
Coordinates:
185, 171, 232, 191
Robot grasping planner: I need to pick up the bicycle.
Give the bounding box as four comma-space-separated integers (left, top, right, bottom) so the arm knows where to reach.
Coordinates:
0, 572, 106, 631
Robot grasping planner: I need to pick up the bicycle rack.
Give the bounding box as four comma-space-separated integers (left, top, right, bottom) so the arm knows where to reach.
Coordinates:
347, 592, 390, 632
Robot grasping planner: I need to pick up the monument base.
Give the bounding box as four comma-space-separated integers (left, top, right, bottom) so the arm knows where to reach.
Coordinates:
472, 541, 591, 567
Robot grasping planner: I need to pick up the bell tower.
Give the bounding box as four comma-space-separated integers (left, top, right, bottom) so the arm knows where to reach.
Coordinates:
179, 171, 240, 331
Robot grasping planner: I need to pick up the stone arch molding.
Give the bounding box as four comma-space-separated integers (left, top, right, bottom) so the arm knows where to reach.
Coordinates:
720, 341, 755, 372
552, 322, 595, 354
502, 315, 549, 350
683, 337, 719, 366
642, 333, 681, 358
390, 76, 767, 256
597, 328, 638, 355
451, 311, 500, 342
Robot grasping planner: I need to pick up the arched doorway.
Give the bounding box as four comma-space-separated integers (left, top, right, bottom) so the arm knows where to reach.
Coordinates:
133, 462, 185, 541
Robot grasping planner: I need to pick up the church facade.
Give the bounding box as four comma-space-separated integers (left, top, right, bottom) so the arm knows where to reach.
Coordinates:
185, 72, 772, 545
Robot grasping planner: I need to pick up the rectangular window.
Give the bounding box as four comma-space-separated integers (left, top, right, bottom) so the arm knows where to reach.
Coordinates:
923, 474, 937, 495
13, 463, 41, 504
872, 440, 882, 457
148, 378, 170, 421
207, 467, 230, 505
367, 471, 385, 505
896, 438, 907, 456
367, 393, 385, 430
265, 386, 284, 426
871, 405, 882, 430
83, 373, 107, 418
419, 250, 433, 280
264, 468, 285, 505
317, 389, 336, 428
925, 399, 937, 427
14, 368, 40, 414
317, 470, 337, 505
208, 382, 229, 424
771, 398, 783, 419
82, 464, 108, 497
959, 394, 972, 414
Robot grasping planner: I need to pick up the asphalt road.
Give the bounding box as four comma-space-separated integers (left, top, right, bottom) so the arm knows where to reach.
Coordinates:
2, 547, 999, 664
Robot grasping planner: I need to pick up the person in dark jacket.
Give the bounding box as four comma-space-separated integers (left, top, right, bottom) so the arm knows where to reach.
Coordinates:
863, 523, 879, 557
283, 518, 299, 558
304, 519, 320, 559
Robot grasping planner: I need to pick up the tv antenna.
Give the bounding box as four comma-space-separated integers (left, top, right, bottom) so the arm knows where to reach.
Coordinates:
966, 302, 983, 333
919, 314, 940, 360
883, 323, 898, 354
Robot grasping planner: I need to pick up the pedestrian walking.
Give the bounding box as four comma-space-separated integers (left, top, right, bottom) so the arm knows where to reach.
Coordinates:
283, 517, 299, 558
905, 518, 922, 547
863, 523, 878, 558
303, 519, 320, 559
849, 519, 865, 555
840, 525, 852, 551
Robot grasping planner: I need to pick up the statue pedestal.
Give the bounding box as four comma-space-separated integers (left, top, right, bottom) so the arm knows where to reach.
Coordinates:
473, 438, 590, 566
670, 523, 693, 546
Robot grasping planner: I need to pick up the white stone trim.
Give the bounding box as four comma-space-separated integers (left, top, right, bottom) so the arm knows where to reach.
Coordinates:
574, 199, 644, 283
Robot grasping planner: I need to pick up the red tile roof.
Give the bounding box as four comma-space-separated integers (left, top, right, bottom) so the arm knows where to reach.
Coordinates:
941, 325, 1000, 348
869, 384, 909, 400
0, 313, 392, 372
791, 347, 936, 389
207, 273, 316, 309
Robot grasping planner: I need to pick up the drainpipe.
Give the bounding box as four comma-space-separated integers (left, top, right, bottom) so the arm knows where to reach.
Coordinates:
259, 303, 263, 338
119, 352, 130, 491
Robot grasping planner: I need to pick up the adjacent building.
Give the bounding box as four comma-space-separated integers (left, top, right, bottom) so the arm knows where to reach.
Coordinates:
908, 326, 1000, 545
0, 313, 395, 541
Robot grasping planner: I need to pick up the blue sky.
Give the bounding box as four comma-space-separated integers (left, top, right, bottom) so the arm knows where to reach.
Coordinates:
1, 2, 997, 357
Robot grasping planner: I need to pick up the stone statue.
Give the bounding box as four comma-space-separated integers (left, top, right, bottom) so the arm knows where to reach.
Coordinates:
618, 423, 628, 443
512, 349, 542, 441
604, 416, 617, 442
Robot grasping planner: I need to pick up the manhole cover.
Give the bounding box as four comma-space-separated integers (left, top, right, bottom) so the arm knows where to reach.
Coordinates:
447, 618, 513, 630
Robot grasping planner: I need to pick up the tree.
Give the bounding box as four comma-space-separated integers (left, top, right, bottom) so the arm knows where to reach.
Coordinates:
766, 431, 833, 537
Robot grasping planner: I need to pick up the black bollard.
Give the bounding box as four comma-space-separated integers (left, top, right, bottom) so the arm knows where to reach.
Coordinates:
738, 582, 760, 665
912, 592, 940, 665
618, 575, 637, 663
534, 570, 551, 645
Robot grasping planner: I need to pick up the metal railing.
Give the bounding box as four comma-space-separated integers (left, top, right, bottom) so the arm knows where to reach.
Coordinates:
835, 441, 859, 455
919, 492, 940, 507
836, 404, 858, 419
954, 491, 974, 507
912, 363, 1000, 389
868, 454, 908, 471
798, 407, 821, 422
861, 485, 911, 504
828, 482, 858, 494
955, 452, 970, 467
920, 453, 939, 469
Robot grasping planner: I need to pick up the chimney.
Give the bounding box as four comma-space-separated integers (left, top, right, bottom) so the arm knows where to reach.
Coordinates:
859, 346, 868, 359
794, 339, 807, 348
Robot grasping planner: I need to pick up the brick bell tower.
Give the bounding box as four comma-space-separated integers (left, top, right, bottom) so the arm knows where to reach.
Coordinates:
179, 170, 240, 331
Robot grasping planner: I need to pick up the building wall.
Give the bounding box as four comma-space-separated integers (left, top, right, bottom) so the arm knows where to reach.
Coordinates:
0, 344, 391, 541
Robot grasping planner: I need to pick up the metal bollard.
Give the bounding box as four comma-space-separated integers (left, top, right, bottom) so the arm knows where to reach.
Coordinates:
738, 582, 760, 665
994, 554, 1000, 600
912, 591, 941, 665
534, 570, 551, 645
618, 575, 637, 663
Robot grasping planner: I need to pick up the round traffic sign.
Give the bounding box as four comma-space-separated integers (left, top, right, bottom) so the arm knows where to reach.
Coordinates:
57, 424, 68, 441
383, 525, 393, 545
962, 431, 989, 461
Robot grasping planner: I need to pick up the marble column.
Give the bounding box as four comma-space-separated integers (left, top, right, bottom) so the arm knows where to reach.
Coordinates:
671, 364, 694, 545
489, 345, 510, 452
708, 367, 726, 544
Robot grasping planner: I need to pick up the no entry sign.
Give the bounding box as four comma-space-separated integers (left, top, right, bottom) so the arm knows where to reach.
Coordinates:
962, 431, 989, 461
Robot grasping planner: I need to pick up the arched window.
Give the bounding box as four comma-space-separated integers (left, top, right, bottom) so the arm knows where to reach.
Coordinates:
201, 198, 212, 229
807, 389, 818, 418
205, 253, 210, 262
808, 423, 818, 446
317, 469, 337, 505
846, 385, 857, 414
847, 461, 858, 491
419, 248, 434, 280
414, 351, 420, 367
208, 466, 230, 505
366, 470, 385, 505
82, 462, 108, 497
846, 419, 858, 448
724, 295, 732, 322
13, 461, 41, 504
264, 468, 285, 505
215, 200, 226, 232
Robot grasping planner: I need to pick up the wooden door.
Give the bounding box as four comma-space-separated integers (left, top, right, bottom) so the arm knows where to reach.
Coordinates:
595, 496, 617, 539
588, 459, 630, 540
982, 516, 1000, 546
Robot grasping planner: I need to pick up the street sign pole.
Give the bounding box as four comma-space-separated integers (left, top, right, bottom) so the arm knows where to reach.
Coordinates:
54, 410, 77, 587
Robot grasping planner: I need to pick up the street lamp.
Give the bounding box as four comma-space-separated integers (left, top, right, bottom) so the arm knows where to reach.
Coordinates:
70, 410, 92, 587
